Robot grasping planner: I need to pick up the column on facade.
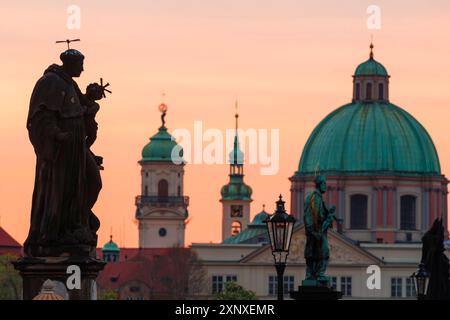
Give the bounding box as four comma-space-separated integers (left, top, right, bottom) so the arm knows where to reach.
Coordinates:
377, 187, 383, 227
392, 187, 398, 230
422, 188, 429, 232
387, 187, 394, 227
429, 187, 436, 226
337, 186, 345, 233
371, 187, 378, 238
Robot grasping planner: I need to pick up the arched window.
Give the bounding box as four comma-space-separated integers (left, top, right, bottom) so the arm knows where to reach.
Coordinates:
355, 83, 361, 100
366, 83, 372, 100
350, 194, 368, 229
144, 185, 148, 196
158, 179, 168, 198
378, 83, 384, 100
400, 195, 416, 230
231, 221, 242, 236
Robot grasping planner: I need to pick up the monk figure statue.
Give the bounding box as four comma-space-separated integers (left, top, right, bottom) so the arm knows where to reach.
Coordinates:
24, 46, 106, 257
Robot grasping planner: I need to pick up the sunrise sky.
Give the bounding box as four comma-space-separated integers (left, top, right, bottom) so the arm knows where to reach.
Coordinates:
0, 0, 449, 248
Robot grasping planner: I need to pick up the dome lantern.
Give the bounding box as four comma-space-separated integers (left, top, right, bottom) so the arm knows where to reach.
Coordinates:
353, 43, 390, 102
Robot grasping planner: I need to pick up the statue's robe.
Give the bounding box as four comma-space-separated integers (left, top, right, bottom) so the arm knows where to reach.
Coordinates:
303, 190, 330, 261
24, 64, 101, 257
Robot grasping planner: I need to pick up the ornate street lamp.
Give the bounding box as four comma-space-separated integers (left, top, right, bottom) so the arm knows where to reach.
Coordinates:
411, 263, 429, 300
265, 195, 296, 301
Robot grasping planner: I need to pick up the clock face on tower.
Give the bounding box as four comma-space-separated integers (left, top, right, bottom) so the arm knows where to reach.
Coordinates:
230, 205, 243, 218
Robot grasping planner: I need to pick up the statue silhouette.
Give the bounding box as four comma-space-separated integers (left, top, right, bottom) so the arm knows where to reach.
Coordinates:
24, 44, 108, 257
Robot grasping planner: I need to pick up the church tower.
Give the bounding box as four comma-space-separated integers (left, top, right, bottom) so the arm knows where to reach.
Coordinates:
220, 106, 253, 241
135, 102, 188, 248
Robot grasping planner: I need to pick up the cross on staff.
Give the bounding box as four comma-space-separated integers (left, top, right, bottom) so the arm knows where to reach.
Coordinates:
100, 78, 112, 98
55, 39, 80, 50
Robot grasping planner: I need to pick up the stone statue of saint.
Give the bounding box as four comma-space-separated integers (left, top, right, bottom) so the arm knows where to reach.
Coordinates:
303, 175, 342, 284
24, 47, 106, 257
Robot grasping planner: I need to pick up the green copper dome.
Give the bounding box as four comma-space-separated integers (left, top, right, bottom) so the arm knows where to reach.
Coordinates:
355, 57, 388, 76
141, 126, 183, 162
298, 102, 441, 176
102, 238, 120, 252
221, 176, 253, 200
250, 210, 270, 226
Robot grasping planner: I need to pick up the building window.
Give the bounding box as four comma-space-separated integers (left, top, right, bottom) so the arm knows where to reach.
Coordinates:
159, 227, 167, 237
391, 278, 403, 298
231, 221, 242, 236
400, 195, 416, 230
378, 83, 384, 100
212, 275, 237, 294
405, 277, 416, 297
144, 185, 148, 196
177, 185, 181, 196
330, 277, 337, 291
340, 277, 352, 297
355, 83, 361, 100
268, 275, 295, 296
158, 179, 168, 198
350, 194, 368, 229
366, 82, 372, 100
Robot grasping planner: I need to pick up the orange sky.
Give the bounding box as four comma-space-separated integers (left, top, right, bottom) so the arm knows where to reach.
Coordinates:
0, 1, 449, 248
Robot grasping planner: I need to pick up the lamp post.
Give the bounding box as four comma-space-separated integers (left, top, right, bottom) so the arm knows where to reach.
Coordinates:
411, 263, 429, 300
265, 195, 296, 301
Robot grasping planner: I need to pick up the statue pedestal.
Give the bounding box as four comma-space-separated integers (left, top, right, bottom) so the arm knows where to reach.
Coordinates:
290, 281, 342, 300
13, 256, 105, 300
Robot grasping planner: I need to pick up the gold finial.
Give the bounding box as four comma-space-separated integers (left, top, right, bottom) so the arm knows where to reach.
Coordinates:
262, 204, 266, 211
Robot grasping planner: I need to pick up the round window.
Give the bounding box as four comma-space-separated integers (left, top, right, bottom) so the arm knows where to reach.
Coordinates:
159, 228, 167, 237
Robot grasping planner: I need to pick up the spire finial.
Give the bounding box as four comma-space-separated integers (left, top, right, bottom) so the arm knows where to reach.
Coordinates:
110, 227, 113, 242
234, 99, 239, 131
370, 35, 374, 59
262, 204, 266, 211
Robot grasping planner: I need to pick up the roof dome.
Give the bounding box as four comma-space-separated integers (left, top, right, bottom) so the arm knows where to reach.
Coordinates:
102, 236, 120, 252
355, 58, 388, 76
33, 280, 64, 300
250, 209, 270, 226
298, 102, 441, 176
354, 44, 388, 77
221, 178, 253, 200
141, 126, 183, 162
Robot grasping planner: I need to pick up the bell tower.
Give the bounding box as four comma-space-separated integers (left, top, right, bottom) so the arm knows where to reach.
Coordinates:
135, 102, 189, 248
220, 104, 252, 241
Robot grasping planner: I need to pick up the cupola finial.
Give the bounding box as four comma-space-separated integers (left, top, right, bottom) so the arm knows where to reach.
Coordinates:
234, 99, 239, 131
370, 36, 374, 60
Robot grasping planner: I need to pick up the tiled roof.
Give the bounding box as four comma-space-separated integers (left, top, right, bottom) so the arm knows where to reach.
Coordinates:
0, 226, 21, 248
96, 248, 193, 298
0, 226, 22, 256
